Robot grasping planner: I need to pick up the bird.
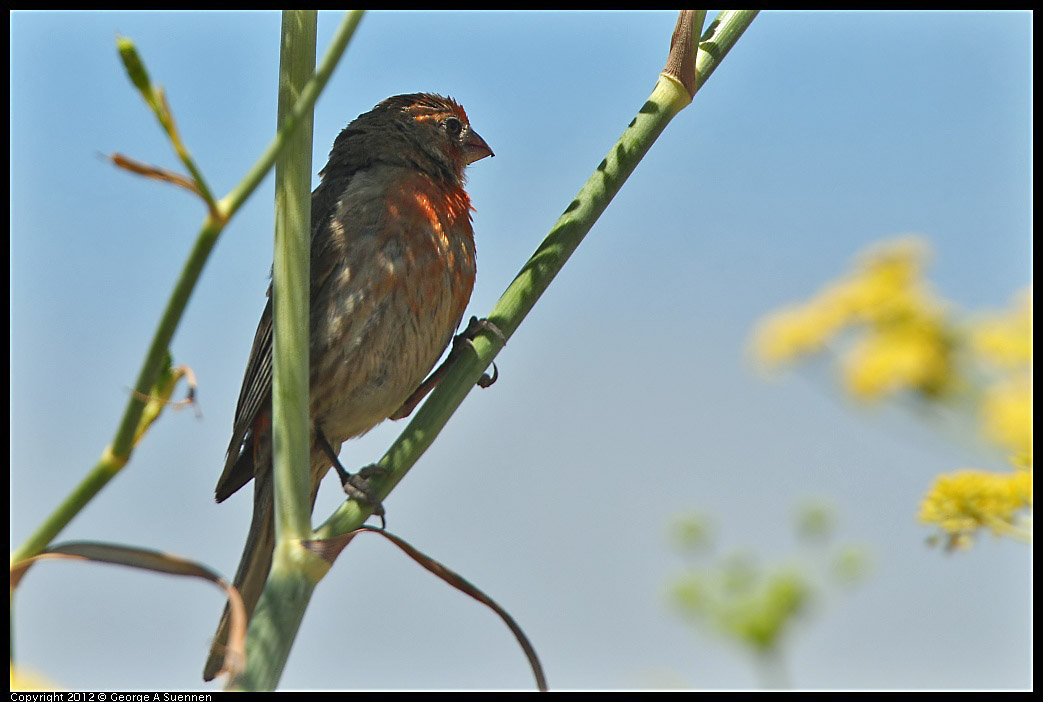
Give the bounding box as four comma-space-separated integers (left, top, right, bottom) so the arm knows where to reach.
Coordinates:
203, 93, 493, 681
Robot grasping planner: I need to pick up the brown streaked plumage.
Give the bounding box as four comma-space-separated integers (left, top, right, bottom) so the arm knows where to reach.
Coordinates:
203, 94, 492, 681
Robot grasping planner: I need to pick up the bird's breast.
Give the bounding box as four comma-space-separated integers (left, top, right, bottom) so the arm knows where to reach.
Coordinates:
308, 169, 477, 442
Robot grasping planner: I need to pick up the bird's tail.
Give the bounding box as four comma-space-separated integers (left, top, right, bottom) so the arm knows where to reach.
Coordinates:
203, 435, 337, 682
203, 465, 276, 682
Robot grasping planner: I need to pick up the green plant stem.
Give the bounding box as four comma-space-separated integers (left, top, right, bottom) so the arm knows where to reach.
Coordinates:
232, 11, 320, 692
220, 11, 363, 218
9, 10, 364, 569
332, 67, 694, 503
239, 9, 763, 690
693, 10, 759, 92
316, 10, 759, 540
233, 548, 318, 691
116, 35, 219, 214
272, 8, 316, 548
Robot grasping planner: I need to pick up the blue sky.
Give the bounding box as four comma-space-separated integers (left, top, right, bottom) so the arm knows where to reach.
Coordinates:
10, 11, 1031, 691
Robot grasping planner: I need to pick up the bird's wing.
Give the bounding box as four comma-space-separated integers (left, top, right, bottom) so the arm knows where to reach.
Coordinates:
214, 292, 273, 502
213, 175, 350, 502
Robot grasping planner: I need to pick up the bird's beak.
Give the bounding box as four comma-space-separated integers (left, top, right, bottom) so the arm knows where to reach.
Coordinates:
463, 128, 494, 164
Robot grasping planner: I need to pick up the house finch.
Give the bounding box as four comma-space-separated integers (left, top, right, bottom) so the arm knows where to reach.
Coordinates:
203, 93, 493, 681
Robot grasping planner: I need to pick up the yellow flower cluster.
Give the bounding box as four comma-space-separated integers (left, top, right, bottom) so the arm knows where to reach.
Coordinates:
982, 377, 1033, 459
752, 236, 955, 400
919, 469, 1033, 550
972, 288, 1033, 368
752, 237, 1033, 550
972, 289, 1033, 464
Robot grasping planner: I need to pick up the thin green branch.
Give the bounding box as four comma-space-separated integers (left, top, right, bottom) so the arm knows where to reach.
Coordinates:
220, 11, 364, 219
10, 10, 364, 568
693, 10, 760, 92
116, 36, 219, 214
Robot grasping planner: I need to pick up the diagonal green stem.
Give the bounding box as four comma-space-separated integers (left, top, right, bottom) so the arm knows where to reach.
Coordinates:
220, 11, 363, 219
241, 9, 767, 690
316, 9, 758, 539
116, 35, 219, 214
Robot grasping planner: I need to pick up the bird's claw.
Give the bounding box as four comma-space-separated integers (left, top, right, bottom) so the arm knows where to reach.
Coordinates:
455, 316, 504, 389
456, 315, 506, 350
478, 362, 498, 388
341, 464, 387, 529
317, 426, 387, 528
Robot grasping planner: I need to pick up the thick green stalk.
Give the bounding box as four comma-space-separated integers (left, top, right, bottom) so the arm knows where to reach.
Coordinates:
232, 561, 318, 691
233, 11, 322, 692
271, 9, 316, 552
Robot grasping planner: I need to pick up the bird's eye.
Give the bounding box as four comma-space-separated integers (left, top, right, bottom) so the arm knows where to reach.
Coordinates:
443, 116, 463, 137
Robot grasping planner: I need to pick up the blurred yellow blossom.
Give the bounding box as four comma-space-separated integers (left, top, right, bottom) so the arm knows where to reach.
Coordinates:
972, 288, 1033, 368
751, 299, 840, 364
753, 236, 956, 401
971, 289, 1033, 464
981, 374, 1033, 457
842, 322, 952, 399
846, 236, 933, 322
10, 664, 59, 691
919, 469, 1032, 549
752, 236, 1032, 550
